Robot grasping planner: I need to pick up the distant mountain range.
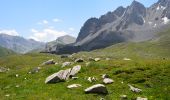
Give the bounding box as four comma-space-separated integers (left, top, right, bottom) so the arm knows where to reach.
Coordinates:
0, 34, 45, 53
56, 0, 170, 54
43, 35, 76, 53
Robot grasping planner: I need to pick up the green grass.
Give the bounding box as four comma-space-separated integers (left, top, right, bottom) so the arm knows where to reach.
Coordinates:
0, 53, 170, 100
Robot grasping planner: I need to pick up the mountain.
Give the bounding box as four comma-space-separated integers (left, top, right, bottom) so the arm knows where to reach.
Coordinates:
55, 0, 170, 54
0, 46, 16, 57
0, 34, 45, 53
43, 35, 76, 53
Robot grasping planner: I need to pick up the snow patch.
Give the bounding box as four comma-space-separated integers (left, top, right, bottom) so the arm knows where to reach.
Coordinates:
154, 24, 157, 28
157, 6, 160, 10
162, 17, 170, 24
161, 6, 166, 10
148, 22, 152, 25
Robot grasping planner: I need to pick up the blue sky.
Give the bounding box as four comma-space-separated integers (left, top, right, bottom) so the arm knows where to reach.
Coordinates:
0, 0, 157, 42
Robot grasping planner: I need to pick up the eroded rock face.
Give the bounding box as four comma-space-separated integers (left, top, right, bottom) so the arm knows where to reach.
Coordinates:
45, 65, 81, 84
84, 84, 108, 94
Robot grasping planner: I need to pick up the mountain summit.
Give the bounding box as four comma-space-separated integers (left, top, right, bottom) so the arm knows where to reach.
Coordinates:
56, 0, 170, 54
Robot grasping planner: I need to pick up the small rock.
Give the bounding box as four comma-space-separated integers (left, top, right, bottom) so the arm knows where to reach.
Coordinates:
100, 98, 105, 100
87, 77, 92, 83
101, 74, 109, 79
120, 95, 128, 100
88, 57, 95, 61
106, 58, 110, 60
84, 84, 108, 94
24, 78, 27, 80
136, 97, 148, 100
0, 67, 9, 73
103, 78, 114, 84
5, 94, 10, 97
94, 58, 101, 62
55, 62, 58, 65
15, 74, 19, 77
29, 67, 41, 74
123, 58, 131, 61
72, 77, 79, 80
67, 84, 82, 89
41, 59, 55, 65
62, 62, 72, 68
87, 77, 97, 83
128, 84, 142, 93
75, 58, 84, 63
15, 85, 20, 88
61, 54, 70, 58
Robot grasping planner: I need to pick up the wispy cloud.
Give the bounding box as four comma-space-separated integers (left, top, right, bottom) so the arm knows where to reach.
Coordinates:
38, 20, 49, 25
0, 29, 19, 36
53, 18, 62, 23
29, 28, 68, 42
68, 27, 75, 31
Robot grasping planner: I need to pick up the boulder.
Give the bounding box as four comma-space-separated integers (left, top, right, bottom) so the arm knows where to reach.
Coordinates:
62, 62, 72, 68
67, 84, 82, 89
69, 65, 81, 77
84, 84, 108, 94
128, 84, 142, 93
101, 74, 109, 79
103, 78, 114, 84
0, 67, 9, 73
45, 65, 81, 84
45, 68, 71, 84
75, 58, 84, 63
41, 59, 55, 65
136, 97, 148, 100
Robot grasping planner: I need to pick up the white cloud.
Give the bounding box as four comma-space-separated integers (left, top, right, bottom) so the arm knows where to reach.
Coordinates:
53, 18, 62, 22
0, 29, 19, 36
38, 20, 49, 25
29, 28, 68, 42
69, 27, 75, 31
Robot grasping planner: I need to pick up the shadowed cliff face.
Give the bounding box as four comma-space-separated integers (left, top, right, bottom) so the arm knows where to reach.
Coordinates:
56, 0, 170, 54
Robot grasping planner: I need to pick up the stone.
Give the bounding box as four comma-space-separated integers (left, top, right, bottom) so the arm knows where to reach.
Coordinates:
67, 84, 82, 89
5, 94, 10, 97
62, 62, 72, 68
69, 65, 81, 77
88, 57, 95, 61
123, 58, 131, 61
87, 77, 92, 83
15, 74, 19, 77
101, 74, 109, 79
94, 58, 101, 62
87, 77, 97, 83
55, 62, 58, 65
128, 84, 142, 93
120, 95, 128, 100
29, 67, 41, 74
61, 54, 70, 58
75, 58, 84, 63
103, 78, 114, 84
45, 68, 71, 84
84, 84, 108, 94
136, 97, 148, 100
106, 58, 110, 60
45, 65, 81, 84
0, 67, 9, 73
41, 59, 55, 65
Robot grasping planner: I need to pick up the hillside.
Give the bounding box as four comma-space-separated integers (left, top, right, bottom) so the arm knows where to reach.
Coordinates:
0, 46, 15, 57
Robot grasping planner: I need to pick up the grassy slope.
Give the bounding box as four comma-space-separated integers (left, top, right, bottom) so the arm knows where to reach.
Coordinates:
0, 46, 16, 57
0, 29, 170, 100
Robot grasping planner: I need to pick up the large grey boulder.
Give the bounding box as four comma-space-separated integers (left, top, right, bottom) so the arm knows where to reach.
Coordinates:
84, 84, 108, 94
69, 65, 81, 77
0, 67, 10, 73
45, 65, 81, 84
45, 68, 71, 84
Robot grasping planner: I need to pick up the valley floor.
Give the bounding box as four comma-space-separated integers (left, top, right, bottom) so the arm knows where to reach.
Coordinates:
0, 53, 170, 100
